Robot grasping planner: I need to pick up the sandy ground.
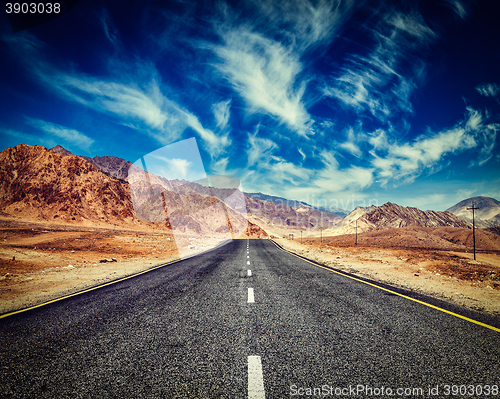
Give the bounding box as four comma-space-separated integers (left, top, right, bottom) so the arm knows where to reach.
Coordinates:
0, 220, 227, 315
276, 238, 500, 316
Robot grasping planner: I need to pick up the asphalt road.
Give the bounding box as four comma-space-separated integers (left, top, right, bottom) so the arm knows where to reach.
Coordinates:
1, 239, 499, 398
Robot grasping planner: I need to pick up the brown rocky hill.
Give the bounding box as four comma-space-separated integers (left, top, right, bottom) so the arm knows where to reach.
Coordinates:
365, 202, 471, 229
330, 202, 471, 236
446, 196, 500, 227
81, 155, 133, 182
48, 145, 335, 233
49, 145, 133, 181
50, 144, 73, 157
0, 144, 135, 225
0, 144, 267, 238
127, 176, 263, 238
244, 195, 342, 233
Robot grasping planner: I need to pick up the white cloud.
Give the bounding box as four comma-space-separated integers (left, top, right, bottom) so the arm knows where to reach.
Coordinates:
323, 7, 433, 122
338, 127, 362, 157
368, 129, 389, 150
476, 83, 500, 98
211, 157, 230, 175
182, 111, 231, 158
213, 27, 312, 135
386, 11, 436, 40
24, 117, 94, 150
164, 158, 192, 180
247, 130, 278, 166
443, 0, 468, 19
250, 0, 357, 51
212, 99, 231, 130
100, 8, 121, 49
4, 33, 232, 158
298, 148, 306, 161
370, 108, 498, 185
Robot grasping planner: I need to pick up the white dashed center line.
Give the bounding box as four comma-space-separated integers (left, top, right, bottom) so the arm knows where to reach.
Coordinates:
247, 269, 252, 277
248, 356, 265, 398
248, 287, 255, 303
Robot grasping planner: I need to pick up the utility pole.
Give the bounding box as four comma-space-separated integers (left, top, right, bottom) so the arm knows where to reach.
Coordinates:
355, 219, 358, 245
320, 227, 324, 250
301, 230, 302, 244
467, 202, 480, 260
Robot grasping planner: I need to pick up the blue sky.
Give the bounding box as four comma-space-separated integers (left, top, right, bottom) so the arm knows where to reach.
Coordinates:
0, 0, 499, 212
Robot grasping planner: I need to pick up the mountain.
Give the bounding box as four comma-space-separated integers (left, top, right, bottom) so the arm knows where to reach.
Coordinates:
50, 145, 133, 181
329, 202, 471, 235
244, 192, 309, 209
446, 196, 500, 227
0, 144, 267, 238
2, 144, 135, 225
81, 155, 133, 181
46, 146, 344, 233
244, 191, 348, 217
49, 144, 73, 156
243, 195, 342, 236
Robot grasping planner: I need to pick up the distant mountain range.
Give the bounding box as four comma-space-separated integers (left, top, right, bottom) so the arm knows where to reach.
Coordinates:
1, 144, 267, 238
446, 196, 500, 228
244, 192, 349, 217
331, 202, 472, 236
51, 145, 133, 181
0, 144, 497, 239
48, 145, 343, 232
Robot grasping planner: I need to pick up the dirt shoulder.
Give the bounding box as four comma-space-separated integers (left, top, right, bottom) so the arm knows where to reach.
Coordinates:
275, 238, 500, 317
0, 222, 225, 315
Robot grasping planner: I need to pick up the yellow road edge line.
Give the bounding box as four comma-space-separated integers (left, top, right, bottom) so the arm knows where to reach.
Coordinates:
270, 239, 500, 333
0, 257, 182, 320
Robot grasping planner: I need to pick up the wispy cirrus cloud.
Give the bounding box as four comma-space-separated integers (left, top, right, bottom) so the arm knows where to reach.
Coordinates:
337, 127, 363, 158
24, 117, 94, 150
213, 27, 312, 135
247, 128, 278, 166
149, 155, 193, 180
243, 104, 498, 205
476, 83, 500, 98
323, 7, 433, 123
443, 0, 468, 19
250, 0, 357, 50
182, 111, 231, 158
3, 32, 231, 158
212, 99, 231, 130
369, 108, 498, 185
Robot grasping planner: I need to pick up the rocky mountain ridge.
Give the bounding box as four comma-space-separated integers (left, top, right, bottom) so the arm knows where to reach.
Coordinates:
244, 191, 349, 217
446, 196, 500, 227
50, 145, 133, 181
48, 145, 341, 231
1, 144, 267, 238
330, 202, 471, 236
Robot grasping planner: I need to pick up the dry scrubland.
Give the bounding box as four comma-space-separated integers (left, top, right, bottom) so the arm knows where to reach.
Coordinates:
0, 218, 227, 314
277, 226, 500, 316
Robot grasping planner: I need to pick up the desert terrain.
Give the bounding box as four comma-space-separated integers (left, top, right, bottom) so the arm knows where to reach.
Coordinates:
2, 216, 500, 318
0, 217, 230, 315
276, 226, 500, 316
1, 145, 499, 319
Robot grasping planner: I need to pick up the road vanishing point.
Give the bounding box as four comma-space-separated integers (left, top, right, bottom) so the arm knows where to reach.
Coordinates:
1, 239, 499, 398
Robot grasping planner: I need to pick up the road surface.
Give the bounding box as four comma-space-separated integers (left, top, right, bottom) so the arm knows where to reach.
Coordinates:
1, 239, 499, 398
